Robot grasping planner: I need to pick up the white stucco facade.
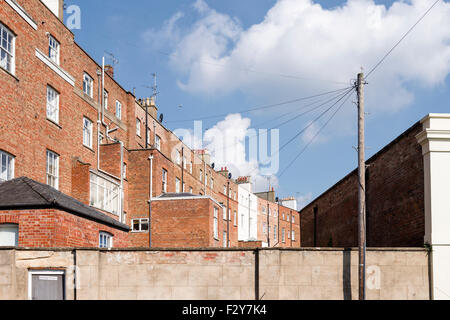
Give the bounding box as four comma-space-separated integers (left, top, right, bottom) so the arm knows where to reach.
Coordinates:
417, 113, 450, 300
237, 183, 258, 241
42, 0, 60, 18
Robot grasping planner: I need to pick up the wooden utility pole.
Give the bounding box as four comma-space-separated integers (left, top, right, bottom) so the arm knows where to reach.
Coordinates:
357, 72, 366, 301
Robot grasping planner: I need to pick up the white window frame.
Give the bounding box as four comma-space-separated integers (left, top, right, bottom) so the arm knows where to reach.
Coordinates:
115, 100, 122, 119
48, 34, 60, 65
123, 163, 127, 179
99, 231, 113, 249
223, 206, 227, 220
274, 226, 277, 241
28, 270, 65, 301
175, 177, 181, 193
155, 135, 161, 151
189, 187, 193, 194
176, 150, 181, 165
0, 150, 14, 182
131, 218, 149, 233
83, 117, 93, 148
103, 89, 108, 110
234, 211, 237, 226
282, 228, 286, 243
162, 169, 167, 193
0, 22, 15, 75
46, 150, 59, 190
0, 223, 18, 247
82, 73, 93, 98
189, 161, 193, 174
46, 85, 59, 124
213, 207, 218, 240
136, 118, 141, 137
223, 231, 227, 248
89, 172, 120, 215
199, 169, 203, 182
292, 230, 295, 241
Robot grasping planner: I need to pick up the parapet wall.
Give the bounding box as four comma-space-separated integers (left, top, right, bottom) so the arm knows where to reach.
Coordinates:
0, 248, 430, 300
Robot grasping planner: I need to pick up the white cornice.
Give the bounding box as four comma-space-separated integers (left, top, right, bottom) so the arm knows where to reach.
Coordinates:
35, 48, 75, 86
4, 0, 38, 30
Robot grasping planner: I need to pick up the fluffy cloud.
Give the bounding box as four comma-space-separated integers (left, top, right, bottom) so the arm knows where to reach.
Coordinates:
174, 114, 279, 192
143, 0, 450, 113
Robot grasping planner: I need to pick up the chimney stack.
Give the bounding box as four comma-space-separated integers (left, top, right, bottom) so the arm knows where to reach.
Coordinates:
105, 65, 114, 78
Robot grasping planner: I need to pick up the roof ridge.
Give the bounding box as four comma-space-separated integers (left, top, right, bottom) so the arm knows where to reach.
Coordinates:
21, 177, 56, 205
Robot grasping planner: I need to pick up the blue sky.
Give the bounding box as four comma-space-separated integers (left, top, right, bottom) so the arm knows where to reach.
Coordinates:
65, 0, 450, 207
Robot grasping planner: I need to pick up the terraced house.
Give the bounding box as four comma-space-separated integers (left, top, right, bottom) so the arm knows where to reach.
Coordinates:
0, 0, 298, 250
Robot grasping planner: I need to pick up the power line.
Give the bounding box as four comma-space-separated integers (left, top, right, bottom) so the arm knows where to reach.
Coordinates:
252, 90, 351, 129
268, 89, 353, 130
278, 90, 354, 178
204, 88, 354, 155
166, 87, 352, 123
278, 87, 354, 153
245, 87, 355, 177
366, 0, 441, 79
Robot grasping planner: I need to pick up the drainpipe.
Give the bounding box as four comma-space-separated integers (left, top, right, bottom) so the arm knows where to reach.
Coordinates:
148, 154, 153, 248
227, 180, 230, 248
97, 56, 124, 223
248, 195, 251, 240
181, 147, 184, 191
290, 210, 293, 247
267, 203, 270, 247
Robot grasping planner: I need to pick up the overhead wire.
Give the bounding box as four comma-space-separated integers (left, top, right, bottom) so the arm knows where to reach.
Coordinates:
278, 90, 355, 178
366, 0, 441, 79
166, 87, 352, 123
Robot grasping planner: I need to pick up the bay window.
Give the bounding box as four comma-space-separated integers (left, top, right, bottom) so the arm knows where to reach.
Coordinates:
90, 172, 120, 215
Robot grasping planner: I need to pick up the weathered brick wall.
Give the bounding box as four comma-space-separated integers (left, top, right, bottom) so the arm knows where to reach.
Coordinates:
0, 248, 430, 300
0, 209, 128, 248
300, 123, 425, 247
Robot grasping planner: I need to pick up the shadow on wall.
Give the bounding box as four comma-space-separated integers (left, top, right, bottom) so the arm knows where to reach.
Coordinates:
343, 249, 352, 300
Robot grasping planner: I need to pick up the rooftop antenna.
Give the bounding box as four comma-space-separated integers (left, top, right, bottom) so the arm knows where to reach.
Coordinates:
152, 72, 159, 104
104, 51, 119, 67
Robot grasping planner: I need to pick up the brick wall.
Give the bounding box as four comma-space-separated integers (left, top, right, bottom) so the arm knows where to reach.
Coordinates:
257, 197, 300, 248
0, 209, 128, 248
300, 122, 425, 247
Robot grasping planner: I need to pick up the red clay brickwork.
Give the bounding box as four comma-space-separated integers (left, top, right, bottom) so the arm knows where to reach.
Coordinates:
300, 122, 425, 248
0, 209, 128, 248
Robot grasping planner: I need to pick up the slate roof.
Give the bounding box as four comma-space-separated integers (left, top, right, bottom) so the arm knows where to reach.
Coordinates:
0, 177, 130, 231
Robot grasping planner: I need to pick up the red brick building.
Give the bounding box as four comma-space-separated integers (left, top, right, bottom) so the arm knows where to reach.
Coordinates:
299, 122, 425, 247
0, 0, 240, 248
0, 177, 129, 247
255, 191, 300, 248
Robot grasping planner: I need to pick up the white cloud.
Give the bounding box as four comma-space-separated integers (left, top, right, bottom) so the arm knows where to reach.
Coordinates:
175, 113, 279, 192
297, 192, 313, 210
143, 0, 450, 113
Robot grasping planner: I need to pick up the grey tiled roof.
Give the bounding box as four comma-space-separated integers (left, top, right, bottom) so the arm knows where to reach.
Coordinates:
0, 177, 130, 231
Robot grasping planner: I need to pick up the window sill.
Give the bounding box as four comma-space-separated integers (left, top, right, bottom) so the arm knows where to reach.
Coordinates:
0, 66, 19, 82
131, 230, 149, 234
46, 118, 62, 129
83, 144, 95, 153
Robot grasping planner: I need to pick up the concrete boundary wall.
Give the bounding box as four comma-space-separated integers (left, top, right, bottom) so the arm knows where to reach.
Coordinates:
0, 248, 430, 300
